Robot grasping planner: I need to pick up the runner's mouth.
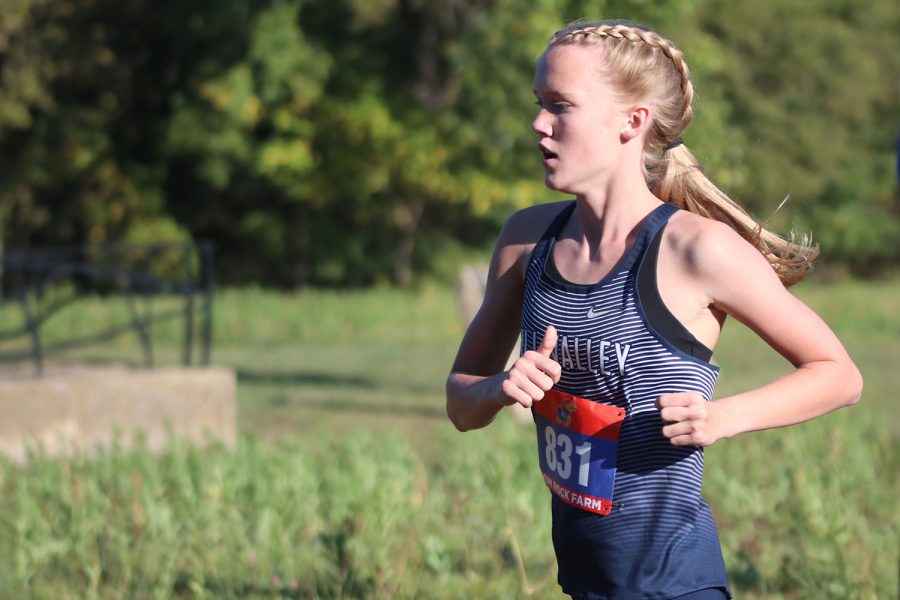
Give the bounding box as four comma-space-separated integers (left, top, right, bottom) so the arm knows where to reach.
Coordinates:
541, 149, 558, 160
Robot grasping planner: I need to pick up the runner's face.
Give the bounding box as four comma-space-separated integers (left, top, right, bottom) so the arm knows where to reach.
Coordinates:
532, 44, 628, 194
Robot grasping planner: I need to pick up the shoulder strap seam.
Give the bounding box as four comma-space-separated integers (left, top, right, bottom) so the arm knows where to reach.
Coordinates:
533, 200, 577, 261
622, 203, 678, 274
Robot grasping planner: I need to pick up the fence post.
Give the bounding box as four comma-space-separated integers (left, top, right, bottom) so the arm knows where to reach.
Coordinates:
200, 242, 214, 366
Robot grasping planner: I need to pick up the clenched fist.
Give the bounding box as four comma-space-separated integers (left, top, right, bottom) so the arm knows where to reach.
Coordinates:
500, 324, 562, 408
657, 391, 720, 447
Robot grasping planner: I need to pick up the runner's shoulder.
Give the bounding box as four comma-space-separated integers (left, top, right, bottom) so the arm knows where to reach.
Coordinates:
666, 209, 752, 273
491, 200, 572, 278
499, 199, 573, 248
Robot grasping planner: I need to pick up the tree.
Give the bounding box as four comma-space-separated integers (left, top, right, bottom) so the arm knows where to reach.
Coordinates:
2, 0, 896, 287
688, 0, 900, 270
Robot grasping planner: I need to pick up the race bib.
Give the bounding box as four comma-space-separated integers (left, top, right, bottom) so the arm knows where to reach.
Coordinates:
532, 389, 625, 516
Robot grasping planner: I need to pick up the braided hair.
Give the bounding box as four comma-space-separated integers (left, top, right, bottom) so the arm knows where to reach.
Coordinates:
549, 20, 817, 286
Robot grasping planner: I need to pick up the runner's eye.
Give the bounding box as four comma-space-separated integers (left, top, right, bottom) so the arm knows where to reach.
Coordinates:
534, 99, 570, 114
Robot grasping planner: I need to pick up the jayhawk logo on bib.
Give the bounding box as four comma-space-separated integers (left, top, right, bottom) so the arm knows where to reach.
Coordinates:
556, 397, 577, 426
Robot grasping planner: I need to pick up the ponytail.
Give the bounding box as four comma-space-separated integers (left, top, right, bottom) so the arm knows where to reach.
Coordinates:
651, 144, 817, 287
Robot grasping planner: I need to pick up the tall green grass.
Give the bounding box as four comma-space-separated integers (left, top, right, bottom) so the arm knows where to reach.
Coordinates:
0, 280, 897, 598
0, 425, 559, 599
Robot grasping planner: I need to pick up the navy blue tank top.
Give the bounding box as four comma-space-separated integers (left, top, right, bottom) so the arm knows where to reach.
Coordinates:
521, 202, 731, 599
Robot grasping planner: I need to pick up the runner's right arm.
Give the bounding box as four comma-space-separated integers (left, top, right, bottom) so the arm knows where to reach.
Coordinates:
446, 207, 563, 431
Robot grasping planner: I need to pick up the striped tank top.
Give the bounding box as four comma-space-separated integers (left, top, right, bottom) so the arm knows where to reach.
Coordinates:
521, 202, 731, 599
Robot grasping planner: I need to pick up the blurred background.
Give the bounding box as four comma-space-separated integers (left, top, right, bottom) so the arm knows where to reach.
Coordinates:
2, 0, 898, 283
0, 0, 897, 598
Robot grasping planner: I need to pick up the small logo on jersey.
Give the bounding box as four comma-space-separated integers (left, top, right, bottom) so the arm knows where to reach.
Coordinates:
586, 306, 614, 319
556, 397, 577, 426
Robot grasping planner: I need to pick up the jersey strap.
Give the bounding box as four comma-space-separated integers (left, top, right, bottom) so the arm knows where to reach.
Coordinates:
531, 201, 577, 262
532, 390, 626, 516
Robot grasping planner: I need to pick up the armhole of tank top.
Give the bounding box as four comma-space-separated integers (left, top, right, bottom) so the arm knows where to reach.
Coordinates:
543, 240, 565, 281
636, 225, 714, 362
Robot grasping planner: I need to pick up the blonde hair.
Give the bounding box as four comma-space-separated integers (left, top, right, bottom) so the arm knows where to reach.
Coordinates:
549, 20, 817, 286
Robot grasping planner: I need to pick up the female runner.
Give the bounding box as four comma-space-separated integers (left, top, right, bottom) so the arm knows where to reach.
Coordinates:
445, 19, 863, 600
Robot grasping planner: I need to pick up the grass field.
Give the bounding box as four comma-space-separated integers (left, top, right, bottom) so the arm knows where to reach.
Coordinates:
0, 279, 897, 598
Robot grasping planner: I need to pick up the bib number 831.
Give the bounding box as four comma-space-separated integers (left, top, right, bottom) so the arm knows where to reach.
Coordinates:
544, 425, 591, 486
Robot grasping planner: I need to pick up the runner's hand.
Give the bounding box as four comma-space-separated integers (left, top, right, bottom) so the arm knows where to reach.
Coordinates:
657, 392, 718, 447
500, 325, 561, 408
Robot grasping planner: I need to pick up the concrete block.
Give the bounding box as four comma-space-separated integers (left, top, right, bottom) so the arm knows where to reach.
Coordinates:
0, 366, 236, 463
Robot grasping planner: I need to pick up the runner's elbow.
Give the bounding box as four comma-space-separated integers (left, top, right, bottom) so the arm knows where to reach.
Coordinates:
445, 374, 471, 431
445, 400, 468, 432
446, 402, 481, 432
445, 372, 496, 432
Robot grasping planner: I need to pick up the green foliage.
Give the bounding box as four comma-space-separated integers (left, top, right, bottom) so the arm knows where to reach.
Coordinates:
1, 0, 898, 285
686, 0, 900, 268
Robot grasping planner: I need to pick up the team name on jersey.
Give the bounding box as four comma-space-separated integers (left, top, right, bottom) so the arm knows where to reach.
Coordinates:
521, 328, 631, 377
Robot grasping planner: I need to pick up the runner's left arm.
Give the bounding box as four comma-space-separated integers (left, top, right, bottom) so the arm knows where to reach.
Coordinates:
657, 221, 863, 446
